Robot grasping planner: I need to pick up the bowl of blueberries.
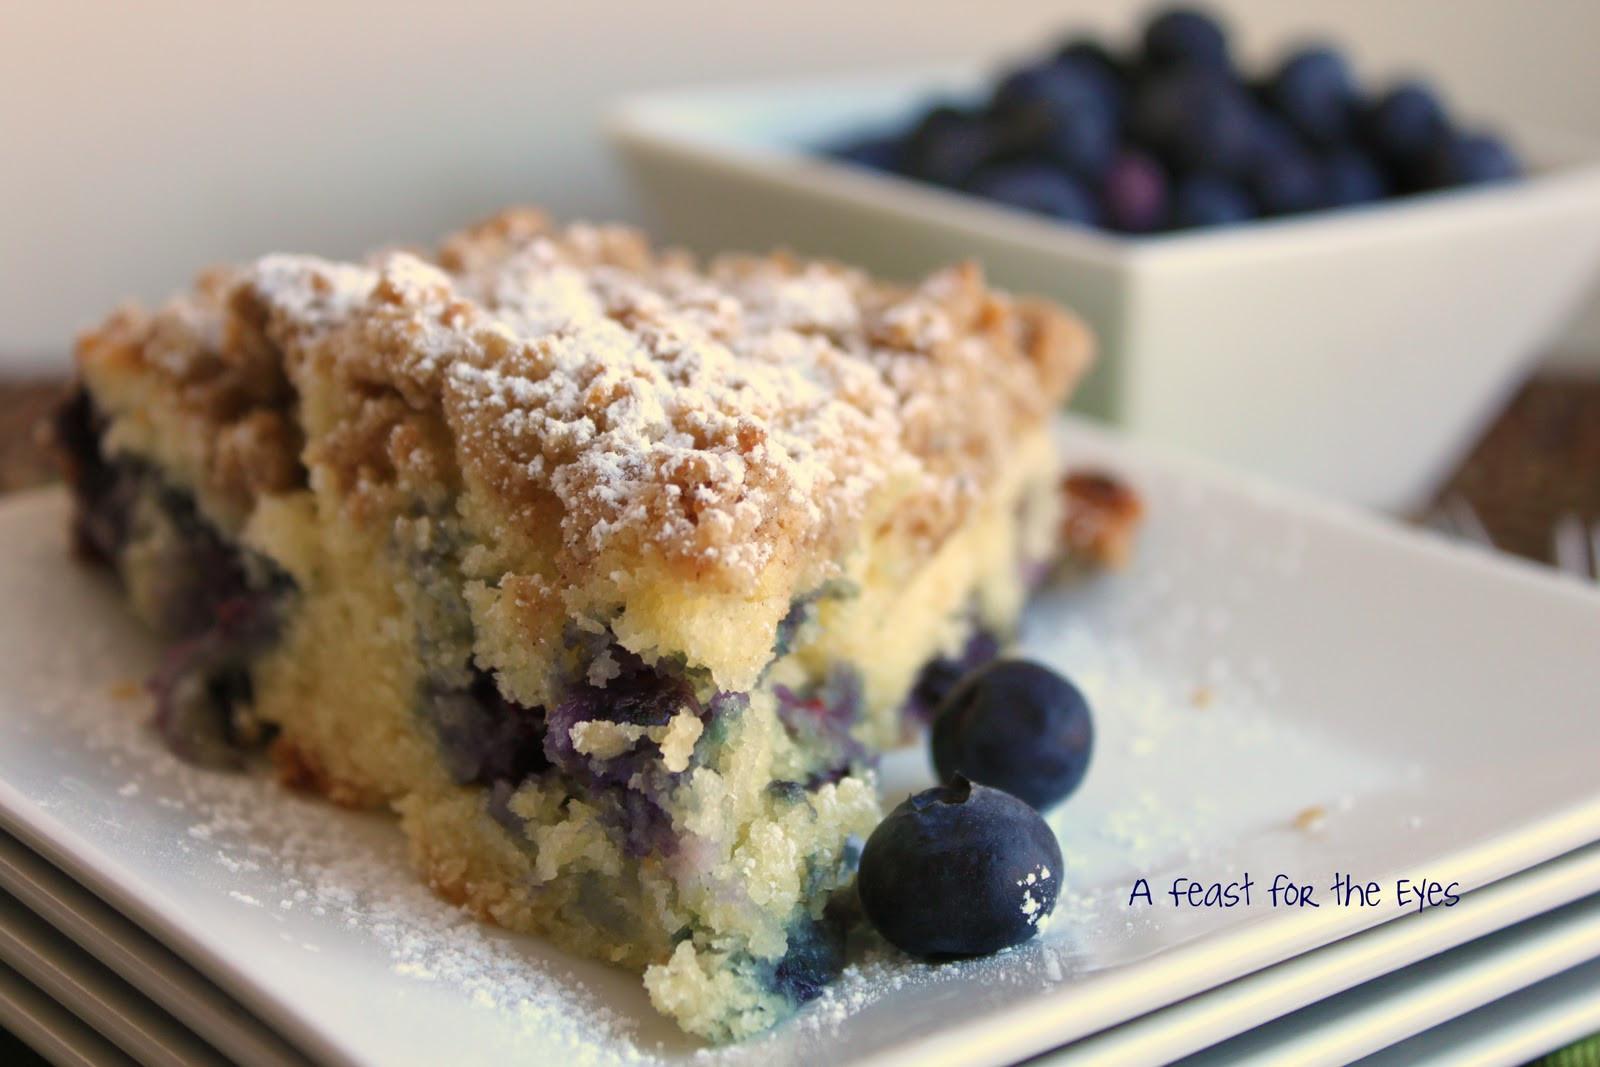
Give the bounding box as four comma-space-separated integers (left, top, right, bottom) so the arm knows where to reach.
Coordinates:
610, 7, 1600, 512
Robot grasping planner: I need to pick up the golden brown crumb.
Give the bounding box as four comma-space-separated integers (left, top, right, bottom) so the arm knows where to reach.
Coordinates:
1191, 685, 1214, 708
108, 679, 143, 701
1292, 805, 1328, 832
1061, 469, 1144, 569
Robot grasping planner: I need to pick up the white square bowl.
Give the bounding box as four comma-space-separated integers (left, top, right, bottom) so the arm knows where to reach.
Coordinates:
608, 68, 1600, 512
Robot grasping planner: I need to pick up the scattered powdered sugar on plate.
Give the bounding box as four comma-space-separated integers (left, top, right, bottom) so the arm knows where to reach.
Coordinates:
40, 673, 658, 1063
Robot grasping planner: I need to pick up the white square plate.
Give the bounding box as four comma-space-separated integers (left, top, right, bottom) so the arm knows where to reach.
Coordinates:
2, 419, 1599, 1066
1169, 886, 1600, 1065
1350, 957, 1600, 1067
7, 825, 1599, 1067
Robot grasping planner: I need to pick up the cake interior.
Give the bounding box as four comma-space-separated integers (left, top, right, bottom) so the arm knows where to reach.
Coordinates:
59, 385, 1064, 1037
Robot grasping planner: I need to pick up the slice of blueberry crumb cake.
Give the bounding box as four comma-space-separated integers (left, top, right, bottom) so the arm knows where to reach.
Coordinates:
55, 208, 1103, 1041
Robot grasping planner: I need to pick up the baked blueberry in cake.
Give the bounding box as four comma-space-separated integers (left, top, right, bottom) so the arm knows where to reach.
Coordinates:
57, 208, 1102, 1040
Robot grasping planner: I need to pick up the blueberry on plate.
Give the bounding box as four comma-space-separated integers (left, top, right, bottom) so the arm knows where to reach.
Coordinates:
1101, 150, 1170, 233
1320, 148, 1388, 205
967, 163, 1102, 226
1267, 45, 1358, 147
930, 659, 1094, 810
858, 776, 1063, 958
1417, 130, 1520, 188
1131, 67, 1260, 178
990, 61, 1119, 179
1171, 173, 1256, 228
1142, 7, 1231, 73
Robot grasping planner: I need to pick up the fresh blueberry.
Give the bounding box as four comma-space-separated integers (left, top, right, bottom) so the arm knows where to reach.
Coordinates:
1172, 173, 1256, 228
1268, 45, 1359, 147
1417, 130, 1520, 188
1057, 53, 1129, 125
1131, 67, 1260, 177
990, 62, 1118, 179
1363, 82, 1449, 169
1321, 148, 1388, 205
829, 134, 904, 173
1054, 38, 1128, 89
858, 776, 1063, 958
1253, 113, 1302, 163
902, 105, 998, 188
1101, 150, 1169, 232
968, 163, 1102, 225
905, 629, 1001, 725
930, 660, 1094, 810
1142, 7, 1231, 72
1248, 139, 1325, 215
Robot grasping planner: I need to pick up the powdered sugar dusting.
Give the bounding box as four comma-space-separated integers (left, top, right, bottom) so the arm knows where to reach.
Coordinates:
229, 210, 1086, 595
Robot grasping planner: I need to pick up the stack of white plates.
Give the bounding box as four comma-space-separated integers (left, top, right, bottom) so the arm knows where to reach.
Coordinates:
4, 418, 1599, 1066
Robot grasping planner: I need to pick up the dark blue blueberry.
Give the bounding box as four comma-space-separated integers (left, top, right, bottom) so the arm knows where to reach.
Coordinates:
534, 648, 709, 858
1363, 82, 1449, 169
1131, 67, 1260, 177
149, 584, 286, 769
1101, 150, 1169, 232
544, 648, 701, 768
1267, 45, 1358, 147
1142, 7, 1231, 72
55, 387, 130, 565
930, 660, 1094, 810
1054, 39, 1128, 89
990, 62, 1118, 179
1248, 140, 1325, 215
770, 915, 847, 1005
62, 435, 299, 770
905, 629, 1001, 725
1321, 148, 1388, 205
829, 134, 904, 174
1171, 173, 1256, 228
1253, 113, 1302, 162
967, 163, 1102, 225
1417, 130, 1520, 188
858, 776, 1062, 957
426, 670, 550, 787
902, 105, 998, 187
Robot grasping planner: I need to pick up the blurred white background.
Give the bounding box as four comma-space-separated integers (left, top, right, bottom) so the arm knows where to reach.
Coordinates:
3, 0, 1598, 369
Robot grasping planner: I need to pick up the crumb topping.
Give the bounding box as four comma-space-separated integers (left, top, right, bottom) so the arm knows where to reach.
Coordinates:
76, 208, 1092, 596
